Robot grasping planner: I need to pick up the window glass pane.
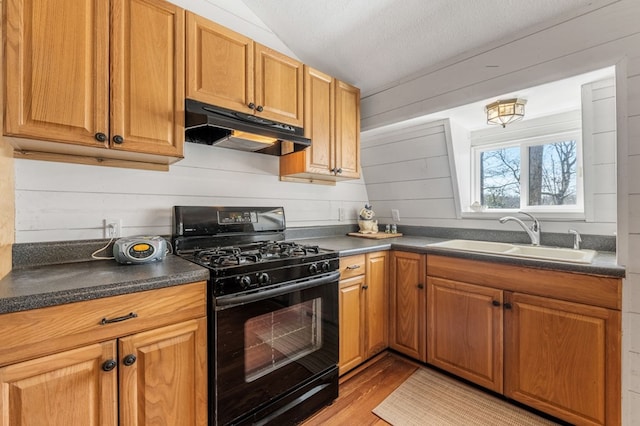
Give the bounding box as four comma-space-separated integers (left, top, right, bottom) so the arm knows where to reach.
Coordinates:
528, 141, 577, 206
480, 147, 521, 208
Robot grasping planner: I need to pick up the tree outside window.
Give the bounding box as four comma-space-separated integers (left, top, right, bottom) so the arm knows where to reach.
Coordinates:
479, 139, 579, 210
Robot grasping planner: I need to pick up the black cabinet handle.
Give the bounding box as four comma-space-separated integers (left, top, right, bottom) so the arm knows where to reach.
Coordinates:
504, 302, 513, 310
102, 359, 117, 372
248, 102, 256, 110
256, 105, 264, 112
362, 285, 369, 290
491, 300, 501, 307
95, 132, 107, 142
346, 265, 361, 270
123, 354, 137, 366
417, 283, 424, 289
112, 135, 124, 144
100, 312, 138, 325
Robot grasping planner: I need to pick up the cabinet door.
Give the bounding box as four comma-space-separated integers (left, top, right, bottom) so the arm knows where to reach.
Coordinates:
427, 277, 504, 393
334, 80, 360, 179
339, 275, 366, 375
0, 341, 117, 426
303, 66, 334, 175
186, 13, 254, 114
389, 251, 426, 361
119, 318, 207, 426
505, 292, 620, 426
254, 43, 304, 127
110, 0, 184, 157
4, 0, 109, 146
365, 251, 388, 358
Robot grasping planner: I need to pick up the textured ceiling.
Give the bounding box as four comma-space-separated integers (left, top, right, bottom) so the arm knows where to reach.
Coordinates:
240, 0, 594, 96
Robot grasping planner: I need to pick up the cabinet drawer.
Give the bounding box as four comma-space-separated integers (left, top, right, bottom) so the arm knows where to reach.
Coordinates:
0, 281, 207, 367
340, 254, 366, 279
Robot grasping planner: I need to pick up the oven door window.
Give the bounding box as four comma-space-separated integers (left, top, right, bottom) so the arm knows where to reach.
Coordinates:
245, 298, 322, 382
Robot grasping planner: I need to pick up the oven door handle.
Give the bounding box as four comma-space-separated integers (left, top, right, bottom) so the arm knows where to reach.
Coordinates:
215, 270, 340, 309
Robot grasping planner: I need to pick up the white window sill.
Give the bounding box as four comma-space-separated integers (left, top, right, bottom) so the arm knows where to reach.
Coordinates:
461, 211, 586, 221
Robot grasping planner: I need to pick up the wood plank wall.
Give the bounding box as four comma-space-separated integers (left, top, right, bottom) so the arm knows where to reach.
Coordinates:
360, 0, 640, 422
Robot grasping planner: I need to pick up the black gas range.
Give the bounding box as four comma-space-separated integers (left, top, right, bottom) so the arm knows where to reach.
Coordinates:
173, 206, 339, 426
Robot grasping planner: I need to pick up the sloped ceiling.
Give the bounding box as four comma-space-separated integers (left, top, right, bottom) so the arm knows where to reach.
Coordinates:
240, 0, 594, 96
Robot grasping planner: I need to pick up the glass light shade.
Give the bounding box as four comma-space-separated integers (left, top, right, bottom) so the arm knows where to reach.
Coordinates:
485, 98, 526, 127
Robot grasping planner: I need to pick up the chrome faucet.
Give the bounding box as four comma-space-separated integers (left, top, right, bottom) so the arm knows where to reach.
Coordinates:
568, 229, 582, 250
499, 211, 541, 246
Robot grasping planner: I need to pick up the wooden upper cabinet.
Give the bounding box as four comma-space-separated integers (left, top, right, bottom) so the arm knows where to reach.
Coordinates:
186, 14, 303, 127
254, 43, 304, 127
186, 13, 254, 114
335, 80, 360, 179
280, 67, 361, 182
4, 0, 184, 165
4, 0, 110, 146
110, 0, 184, 157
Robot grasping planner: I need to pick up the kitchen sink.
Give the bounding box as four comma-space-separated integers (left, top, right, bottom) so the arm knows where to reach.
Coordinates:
427, 239, 596, 264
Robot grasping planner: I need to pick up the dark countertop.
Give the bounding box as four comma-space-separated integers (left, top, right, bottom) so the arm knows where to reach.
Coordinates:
0, 255, 210, 315
293, 235, 625, 278
0, 234, 624, 316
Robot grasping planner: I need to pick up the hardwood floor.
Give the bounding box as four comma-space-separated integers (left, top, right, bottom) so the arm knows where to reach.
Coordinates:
301, 352, 419, 425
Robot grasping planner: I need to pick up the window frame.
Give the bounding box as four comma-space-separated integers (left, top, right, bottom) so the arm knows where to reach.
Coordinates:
471, 130, 584, 214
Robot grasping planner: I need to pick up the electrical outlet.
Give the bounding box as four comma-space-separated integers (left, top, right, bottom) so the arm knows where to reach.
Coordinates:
391, 209, 400, 222
338, 208, 345, 222
104, 218, 122, 238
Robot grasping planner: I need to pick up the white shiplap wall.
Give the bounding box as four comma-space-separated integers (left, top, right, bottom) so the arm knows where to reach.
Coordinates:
361, 0, 640, 423
14, 144, 368, 242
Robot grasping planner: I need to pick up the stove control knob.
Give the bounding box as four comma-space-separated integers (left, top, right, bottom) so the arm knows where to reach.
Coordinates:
309, 263, 319, 274
237, 275, 251, 289
257, 273, 270, 285
321, 261, 331, 272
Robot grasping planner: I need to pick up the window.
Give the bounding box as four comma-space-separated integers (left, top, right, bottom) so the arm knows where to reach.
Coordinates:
474, 132, 582, 212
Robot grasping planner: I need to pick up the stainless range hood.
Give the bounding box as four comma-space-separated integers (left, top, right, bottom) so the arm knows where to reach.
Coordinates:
185, 99, 311, 156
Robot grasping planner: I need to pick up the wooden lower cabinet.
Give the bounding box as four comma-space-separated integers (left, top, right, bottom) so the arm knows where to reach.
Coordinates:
0, 341, 118, 425
338, 251, 388, 375
0, 282, 208, 426
505, 292, 620, 426
426, 254, 621, 426
389, 251, 426, 362
427, 277, 504, 393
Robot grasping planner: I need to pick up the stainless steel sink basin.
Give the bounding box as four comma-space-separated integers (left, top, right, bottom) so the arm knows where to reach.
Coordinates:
428, 239, 596, 264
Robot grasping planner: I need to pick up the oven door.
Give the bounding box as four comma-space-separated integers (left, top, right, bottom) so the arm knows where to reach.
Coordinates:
213, 271, 339, 425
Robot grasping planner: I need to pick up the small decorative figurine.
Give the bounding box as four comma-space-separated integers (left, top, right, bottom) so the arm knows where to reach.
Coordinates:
358, 204, 379, 234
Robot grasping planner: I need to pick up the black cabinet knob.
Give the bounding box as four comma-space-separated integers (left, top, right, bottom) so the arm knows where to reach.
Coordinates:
336, 168, 342, 174
112, 135, 124, 144
248, 102, 256, 110
102, 359, 117, 372
492, 300, 501, 307
362, 285, 369, 290
256, 105, 264, 112
504, 302, 513, 310
123, 354, 137, 366
95, 132, 107, 142
417, 283, 424, 289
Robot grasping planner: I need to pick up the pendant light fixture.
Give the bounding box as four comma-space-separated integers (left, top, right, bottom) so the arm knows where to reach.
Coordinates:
485, 98, 526, 127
